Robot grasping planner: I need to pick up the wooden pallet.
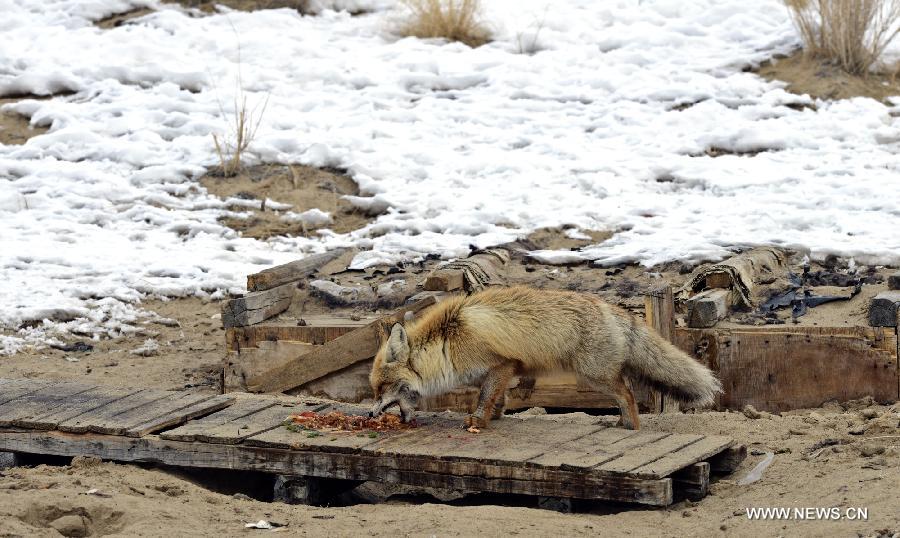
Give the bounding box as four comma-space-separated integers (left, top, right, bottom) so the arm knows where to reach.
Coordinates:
0, 378, 744, 507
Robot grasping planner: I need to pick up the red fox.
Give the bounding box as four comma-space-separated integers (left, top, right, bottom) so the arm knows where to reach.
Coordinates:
369, 286, 720, 430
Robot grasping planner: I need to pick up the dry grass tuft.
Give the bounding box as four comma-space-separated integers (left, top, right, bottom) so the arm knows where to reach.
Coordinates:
211, 21, 268, 178
212, 91, 267, 177
398, 0, 490, 47
783, 0, 900, 75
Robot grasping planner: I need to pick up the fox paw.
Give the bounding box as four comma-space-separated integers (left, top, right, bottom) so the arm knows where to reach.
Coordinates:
465, 414, 488, 429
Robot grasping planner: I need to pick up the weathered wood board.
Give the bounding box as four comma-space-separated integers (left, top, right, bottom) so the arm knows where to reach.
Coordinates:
0, 378, 741, 507
245, 296, 438, 393
221, 283, 295, 328
247, 249, 347, 292
226, 317, 371, 352
675, 326, 899, 412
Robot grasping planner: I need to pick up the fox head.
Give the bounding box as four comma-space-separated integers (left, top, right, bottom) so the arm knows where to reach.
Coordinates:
369, 323, 422, 422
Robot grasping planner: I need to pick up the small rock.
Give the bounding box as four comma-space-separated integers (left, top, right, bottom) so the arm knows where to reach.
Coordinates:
774, 447, 791, 454
859, 408, 879, 420
154, 317, 181, 328
888, 271, 900, 290
309, 279, 373, 306
51, 341, 93, 353
130, 338, 160, 357
859, 443, 886, 457
49, 514, 88, 538
71, 456, 101, 469
848, 425, 868, 435
742, 405, 763, 419
233, 493, 252, 501
376, 279, 406, 297
788, 428, 808, 435
750, 447, 767, 456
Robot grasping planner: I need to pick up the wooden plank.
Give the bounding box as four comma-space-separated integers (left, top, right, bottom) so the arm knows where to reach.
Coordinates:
226, 319, 367, 351
178, 402, 322, 444
249, 402, 409, 452
229, 341, 316, 391
672, 462, 710, 501
527, 426, 636, 468
679, 247, 786, 308
561, 431, 670, 470
247, 249, 347, 292
58, 389, 174, 433
161, 397, 280, 442
380, 417, 601, 463
290, 360, 374, 402
87, 392, 225, 436
23, 386, 140, 430
597, 434, 704, 474
423, 250, 508, 292
221, 283, 295, 328
424, 269, 464, 292
0, 378, 54, 406
424, 371, 618, 413
0, 429, 673, 506
246, 295, 438, 393
125, 395, 234, 437
629, 436, 734, 478
644, 284, 677, 413
714, 331, 897, 411
0, 382, 97, 426
704, 272, 732, 289
687, 289, 729, 328
709, 444, 747, 473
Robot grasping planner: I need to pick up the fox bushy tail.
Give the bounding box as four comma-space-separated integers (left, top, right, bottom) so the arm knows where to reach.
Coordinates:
622, 325, 721, 407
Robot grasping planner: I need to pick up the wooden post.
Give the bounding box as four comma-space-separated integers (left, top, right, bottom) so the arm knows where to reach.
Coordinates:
644, 285, 679, 413
672, 461, 710, 501
538, 496, 574, 513
273, 475, 362, 505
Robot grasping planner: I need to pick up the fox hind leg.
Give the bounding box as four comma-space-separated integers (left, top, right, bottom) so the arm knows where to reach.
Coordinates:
611, 375, 640, 430
491, 392, 506, 420
579, 367, 641, 430
466, 362, 515, 429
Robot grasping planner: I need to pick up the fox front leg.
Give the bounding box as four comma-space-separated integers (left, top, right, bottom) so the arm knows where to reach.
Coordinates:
466, 362, 516, 429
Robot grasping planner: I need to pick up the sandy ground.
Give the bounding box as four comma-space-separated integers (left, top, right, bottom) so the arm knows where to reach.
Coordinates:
0, 97, 49, 146
201, 164, 373, 240
755, 51, 900, 103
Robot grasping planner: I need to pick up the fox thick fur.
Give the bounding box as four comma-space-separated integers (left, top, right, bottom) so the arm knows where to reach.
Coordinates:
369, 286, 721, 430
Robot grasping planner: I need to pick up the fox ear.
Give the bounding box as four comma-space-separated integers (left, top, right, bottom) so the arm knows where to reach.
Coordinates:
386, 323, 409, 364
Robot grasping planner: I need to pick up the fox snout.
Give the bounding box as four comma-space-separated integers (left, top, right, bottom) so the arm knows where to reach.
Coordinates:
370, 391, 419, 423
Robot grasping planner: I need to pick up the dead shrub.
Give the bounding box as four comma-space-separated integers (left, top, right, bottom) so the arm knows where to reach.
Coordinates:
783, 0, 900, 75
212, 90, 267, 178
211, 22, 268, 178
398, 0, 490, 47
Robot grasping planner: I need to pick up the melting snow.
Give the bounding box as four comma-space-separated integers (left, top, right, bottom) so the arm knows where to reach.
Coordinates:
2, 0, 899, 353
